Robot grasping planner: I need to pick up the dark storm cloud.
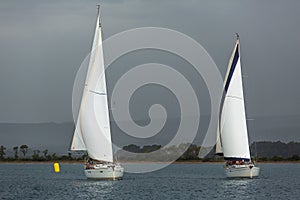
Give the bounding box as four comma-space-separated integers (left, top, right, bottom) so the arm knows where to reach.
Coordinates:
0, 0, 96, 122
0, 0, 299, 151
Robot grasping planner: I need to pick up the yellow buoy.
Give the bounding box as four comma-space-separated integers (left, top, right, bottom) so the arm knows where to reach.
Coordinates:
54, 163, 60, 173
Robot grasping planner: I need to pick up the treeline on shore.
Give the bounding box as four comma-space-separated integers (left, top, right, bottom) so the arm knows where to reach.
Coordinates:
117, 141, 300, 162
0, 145, 84, 162
0, 141, 299, 162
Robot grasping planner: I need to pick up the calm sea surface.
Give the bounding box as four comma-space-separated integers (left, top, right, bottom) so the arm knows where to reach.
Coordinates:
0, 163, 299, 199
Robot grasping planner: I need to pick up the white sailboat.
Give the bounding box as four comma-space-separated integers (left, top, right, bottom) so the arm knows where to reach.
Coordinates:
70, 6, 124, 180
216, 34, 259, 178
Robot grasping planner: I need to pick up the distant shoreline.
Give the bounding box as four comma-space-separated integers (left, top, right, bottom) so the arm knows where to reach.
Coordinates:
1, 160, 299, 164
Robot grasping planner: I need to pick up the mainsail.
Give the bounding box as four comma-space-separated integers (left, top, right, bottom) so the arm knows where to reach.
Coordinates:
218, 37, 251, 161
70, 8, 113, 162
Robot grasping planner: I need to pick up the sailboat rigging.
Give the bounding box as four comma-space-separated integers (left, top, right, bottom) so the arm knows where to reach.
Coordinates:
216, 34, 260, 178
70, 5, 124, 180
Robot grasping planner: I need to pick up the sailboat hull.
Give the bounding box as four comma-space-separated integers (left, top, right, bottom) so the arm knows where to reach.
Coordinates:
225, 165, 260, 178
84, 164, 124, 180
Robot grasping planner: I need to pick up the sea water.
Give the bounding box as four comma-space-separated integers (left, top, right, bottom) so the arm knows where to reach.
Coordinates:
0, 163, 299, 199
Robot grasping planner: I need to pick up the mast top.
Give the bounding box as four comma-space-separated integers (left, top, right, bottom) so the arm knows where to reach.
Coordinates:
96, 5, 101, 27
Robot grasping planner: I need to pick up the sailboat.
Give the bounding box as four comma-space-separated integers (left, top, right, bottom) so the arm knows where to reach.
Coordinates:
216, 34, 260, 178
70, 6, 124, 180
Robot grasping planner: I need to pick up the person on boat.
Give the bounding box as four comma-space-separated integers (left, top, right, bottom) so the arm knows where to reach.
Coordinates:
225, 161, 229, 166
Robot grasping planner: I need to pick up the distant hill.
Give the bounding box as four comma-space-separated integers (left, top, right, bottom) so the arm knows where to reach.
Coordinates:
250, 141, 300, 158
0, 115, 299, 157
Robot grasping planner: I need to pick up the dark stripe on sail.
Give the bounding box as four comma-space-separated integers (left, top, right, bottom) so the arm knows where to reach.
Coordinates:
218, 43, 240, 136
224, 44, 239, 93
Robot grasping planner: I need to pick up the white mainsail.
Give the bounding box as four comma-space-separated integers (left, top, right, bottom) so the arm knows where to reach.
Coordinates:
71, 9, 113, 162
218, 38, 251, 161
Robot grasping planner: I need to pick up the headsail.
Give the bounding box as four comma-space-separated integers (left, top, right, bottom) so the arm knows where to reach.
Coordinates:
70, 120, 86, 150
219, 36, 251, 161
71, 7, 113, 162
215, 124, 223, 156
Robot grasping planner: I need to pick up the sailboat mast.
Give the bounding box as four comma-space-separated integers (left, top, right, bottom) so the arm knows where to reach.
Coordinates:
219, 34, 251, 162
220, 34, 260, 178
97, 5, 101, 27
71, 6, 114, 162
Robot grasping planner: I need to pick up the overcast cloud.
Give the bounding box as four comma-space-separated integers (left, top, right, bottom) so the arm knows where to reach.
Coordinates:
0, 0, 299, 148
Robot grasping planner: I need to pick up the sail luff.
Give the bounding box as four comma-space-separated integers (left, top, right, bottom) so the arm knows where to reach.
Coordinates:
85, 9, 101, 87
219, 38, 251, 161
70, 9, 100, 151
71, 8, 113, 162
216, 40, 239, 155
82, 8, 113, 162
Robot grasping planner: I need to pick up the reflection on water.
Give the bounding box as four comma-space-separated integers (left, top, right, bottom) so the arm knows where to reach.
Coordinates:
72, 180, 116, 199
221, 178, 253, 198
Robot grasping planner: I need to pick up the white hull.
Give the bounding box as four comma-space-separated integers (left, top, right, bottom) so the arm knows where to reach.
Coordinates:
84, 163, 124, 180
225, 164, 260, 178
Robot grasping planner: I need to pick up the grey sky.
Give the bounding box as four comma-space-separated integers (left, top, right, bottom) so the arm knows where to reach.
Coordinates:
0, 0, 299, 148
